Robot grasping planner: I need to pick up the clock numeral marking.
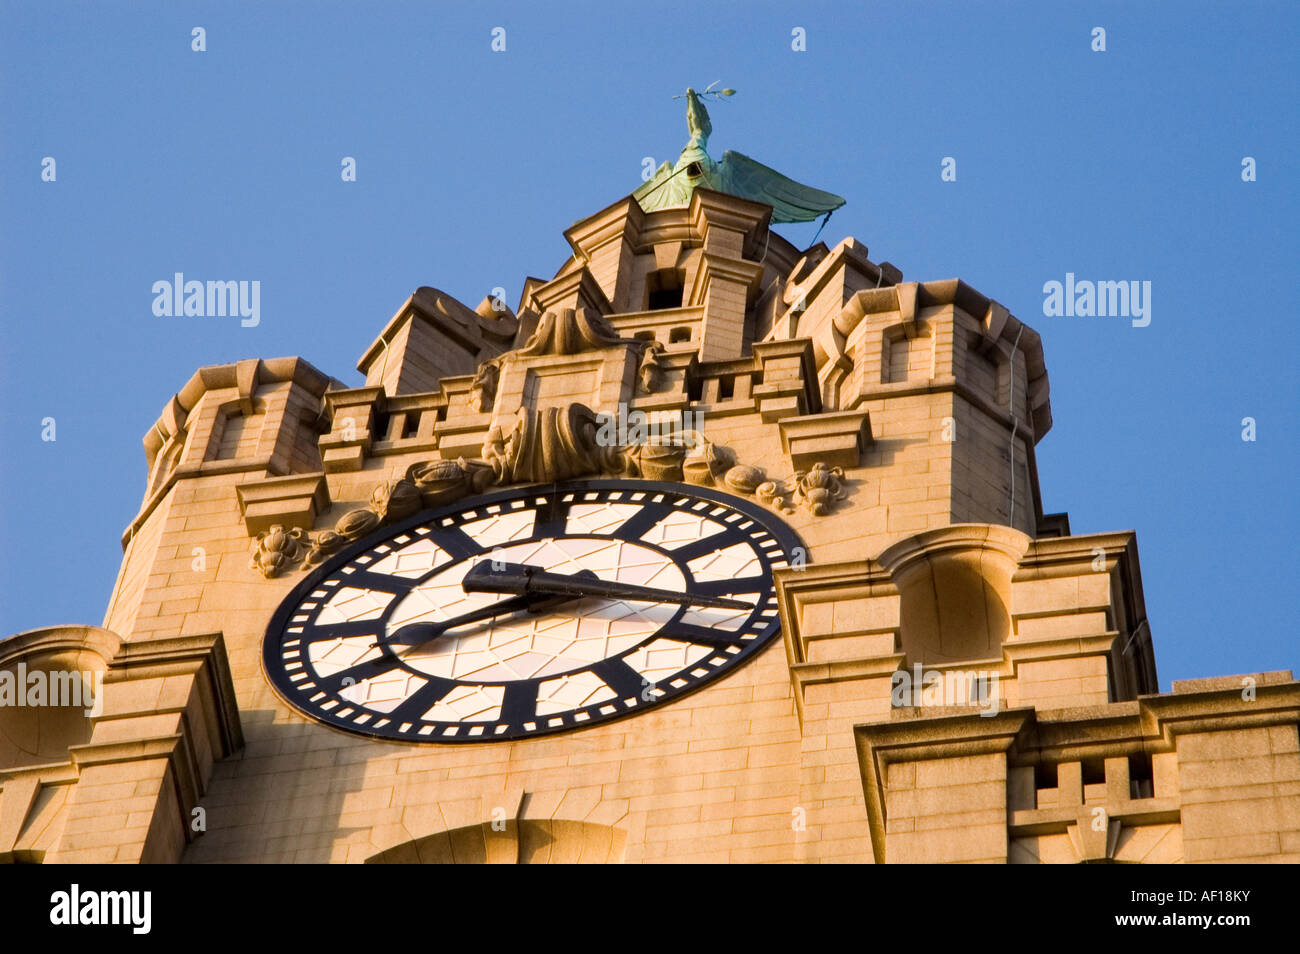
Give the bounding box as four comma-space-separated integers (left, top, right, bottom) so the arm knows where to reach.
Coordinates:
531, 494, 573, 539
662, 623, 748, 649
316, 652, 407, 692
433, 525, 480, 561
590, 657, 650, 699
299, 620, 381, 642
692, 575, 768, 598
669, 532, 745, 564
386, 676, 458, 723
499, 680, 540, 724
334, 570, 417, 596
611, 505, 668, 544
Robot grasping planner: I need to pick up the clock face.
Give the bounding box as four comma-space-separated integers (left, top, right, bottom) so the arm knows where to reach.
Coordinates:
262, 480, 802, 742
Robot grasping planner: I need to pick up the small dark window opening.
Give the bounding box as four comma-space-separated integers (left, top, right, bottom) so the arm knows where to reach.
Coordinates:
685, 162, 704, 178
669, 327, 692, 344
372, 411, 391, 442
717, 375, 736, 401
686, 375, 703, 402
646, 269, 684, 311
648, 287, 683, 311
435, 405, 448, 423
1081, 758, 1106, 787
402, 412, 420, 439
1129, 753, 1155, 800
1034, 762, 1058, 791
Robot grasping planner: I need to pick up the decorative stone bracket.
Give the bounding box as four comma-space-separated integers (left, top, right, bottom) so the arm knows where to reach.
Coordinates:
778, 409, 872, 470
236, 473, 331, 536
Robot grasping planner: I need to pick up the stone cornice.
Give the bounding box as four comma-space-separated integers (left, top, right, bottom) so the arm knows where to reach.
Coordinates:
853, 679, 1300, 861
878, 523, 1031, 573
833, 279, 1052, 441
563, 196, 645, 262
855, 708, 1035, 863
1018, 530, 1139, 576
141, 357, 338, 489
0, 624, 121, 670
787, 239, 899, 327
324, 385, 386, 418
685, 251, 765, 308
688, 188, 772, 258
357, 287, 507, 376
105, 632, 243, 750
524, 266, 614, 317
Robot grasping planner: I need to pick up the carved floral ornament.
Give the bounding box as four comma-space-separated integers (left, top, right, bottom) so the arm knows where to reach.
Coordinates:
251, 402, 850, 578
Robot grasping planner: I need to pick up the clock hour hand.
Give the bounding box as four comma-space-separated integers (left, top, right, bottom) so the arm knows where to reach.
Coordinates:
462, 561, 753, 611
381, 590, 572, 648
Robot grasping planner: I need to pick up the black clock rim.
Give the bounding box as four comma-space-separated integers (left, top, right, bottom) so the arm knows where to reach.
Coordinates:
261, 478, 804, 744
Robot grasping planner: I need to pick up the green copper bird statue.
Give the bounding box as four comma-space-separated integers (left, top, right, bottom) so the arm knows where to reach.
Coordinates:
633, 85, 846, 224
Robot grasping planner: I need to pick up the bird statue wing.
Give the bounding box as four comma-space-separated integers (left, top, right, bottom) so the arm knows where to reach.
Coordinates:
715, 150, 846, 223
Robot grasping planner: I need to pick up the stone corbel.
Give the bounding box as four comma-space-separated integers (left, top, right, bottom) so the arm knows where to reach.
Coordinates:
468, 359, 500, 412
778, 409, 872, 470
143, 394, 189, 479
236, 473, 330, 536
636, 341, 667, 394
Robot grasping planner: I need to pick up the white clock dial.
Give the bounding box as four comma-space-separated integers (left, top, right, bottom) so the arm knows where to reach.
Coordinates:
263, 480, 800, 742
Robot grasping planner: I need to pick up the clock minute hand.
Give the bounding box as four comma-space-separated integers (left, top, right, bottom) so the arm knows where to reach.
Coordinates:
462, 561, 753, 611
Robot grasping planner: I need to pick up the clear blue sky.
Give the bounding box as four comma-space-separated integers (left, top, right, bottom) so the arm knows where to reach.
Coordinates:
2, 1, 1296, 688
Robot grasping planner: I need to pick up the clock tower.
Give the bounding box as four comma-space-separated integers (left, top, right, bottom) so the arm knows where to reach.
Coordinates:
2, 94, 1297, 865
